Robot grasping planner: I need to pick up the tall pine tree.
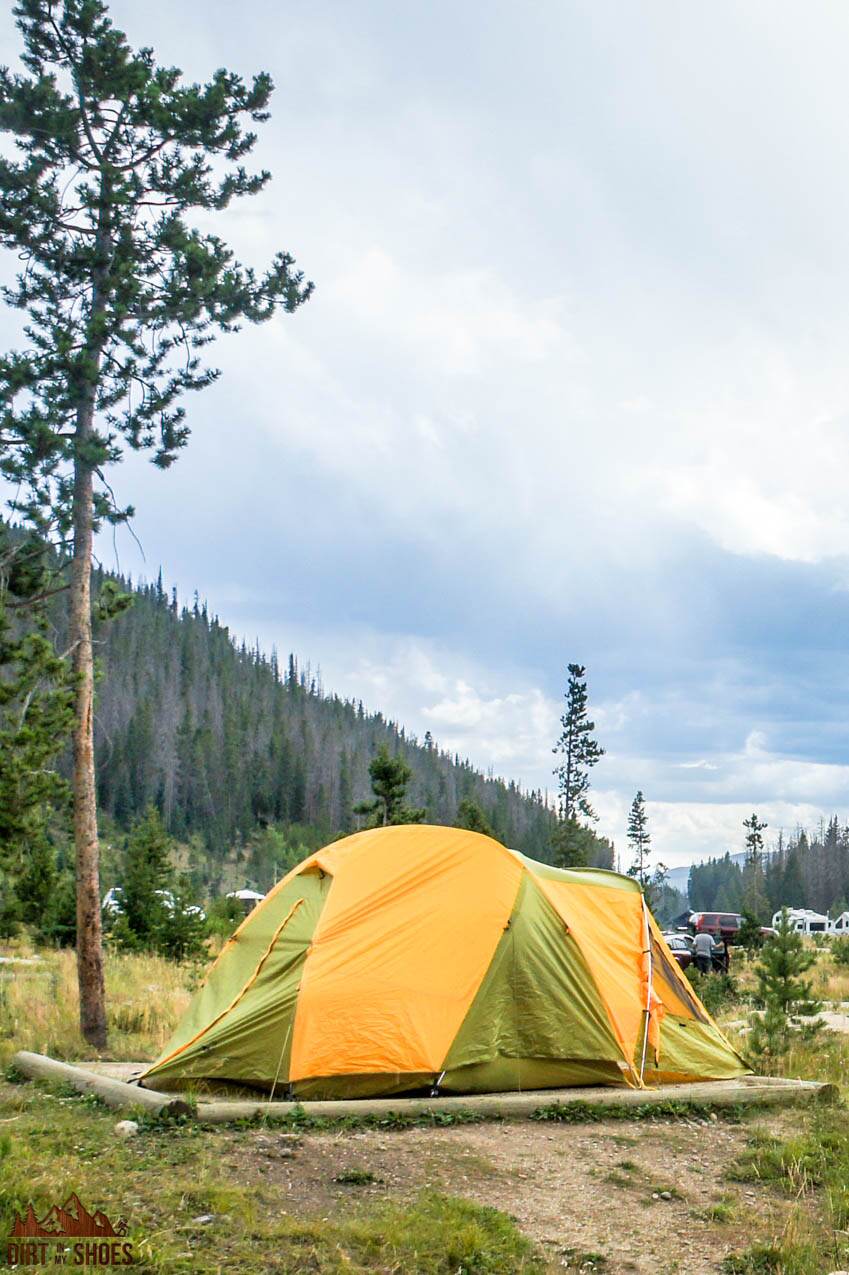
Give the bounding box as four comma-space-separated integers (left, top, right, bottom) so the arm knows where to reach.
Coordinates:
551, 663, 605, 867
626, 791, 651, 886
626, 790, 667, 910
0, 1, 312, 1044
742, 812, 770, 922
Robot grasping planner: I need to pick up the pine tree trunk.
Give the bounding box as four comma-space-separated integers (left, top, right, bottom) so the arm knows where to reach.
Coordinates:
71, 418, 107, 1049
72, 163, 112, 1050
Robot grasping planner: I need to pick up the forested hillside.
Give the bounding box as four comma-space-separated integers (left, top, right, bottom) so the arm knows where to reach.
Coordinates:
82, 571, 595, 885
688, 821, 849, 918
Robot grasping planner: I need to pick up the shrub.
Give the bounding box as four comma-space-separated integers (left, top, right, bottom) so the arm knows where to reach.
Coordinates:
736, 911, 765, 951
109, 810, 206, 962
205, 894, 244, 940
686, 968, 740, 1015
830, 934, 849, 968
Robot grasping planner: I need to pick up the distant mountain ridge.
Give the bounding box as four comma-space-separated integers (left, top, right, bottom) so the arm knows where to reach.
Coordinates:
665, 864, 692, 896
666, 853, 749, 902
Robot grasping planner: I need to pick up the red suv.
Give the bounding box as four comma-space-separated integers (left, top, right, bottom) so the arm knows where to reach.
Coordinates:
689, 912, 742, 939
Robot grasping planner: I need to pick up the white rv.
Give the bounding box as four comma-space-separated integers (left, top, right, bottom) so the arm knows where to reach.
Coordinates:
226, 888, 266, 915
771, 907, 829, 934
830, 911, 849, 935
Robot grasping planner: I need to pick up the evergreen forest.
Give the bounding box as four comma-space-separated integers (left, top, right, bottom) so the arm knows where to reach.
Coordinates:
77, 570, 612, 894
688, 821, 849, 920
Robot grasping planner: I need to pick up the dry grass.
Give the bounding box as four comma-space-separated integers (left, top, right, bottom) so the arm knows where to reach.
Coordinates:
810, 952, 849, 1005
0, 941, 196, 1066
714, 940, 849, 1089
729, 939, 849, 1006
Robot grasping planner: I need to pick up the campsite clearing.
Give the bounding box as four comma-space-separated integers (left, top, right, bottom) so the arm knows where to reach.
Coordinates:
3, 936, 849, 1273
229, 1107, 806, 1274
0, 1073, 832, 1274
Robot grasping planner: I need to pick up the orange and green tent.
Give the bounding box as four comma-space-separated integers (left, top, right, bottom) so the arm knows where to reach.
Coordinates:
142, 825, 747, 1098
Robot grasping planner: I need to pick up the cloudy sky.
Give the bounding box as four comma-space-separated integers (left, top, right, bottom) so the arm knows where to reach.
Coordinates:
4, 1, 849, 866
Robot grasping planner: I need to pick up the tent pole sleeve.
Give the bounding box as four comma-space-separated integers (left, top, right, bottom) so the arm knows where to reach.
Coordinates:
639, 895, 653, 1082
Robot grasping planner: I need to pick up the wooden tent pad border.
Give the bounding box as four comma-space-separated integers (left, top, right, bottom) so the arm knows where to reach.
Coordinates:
11, 1052, 837, 1125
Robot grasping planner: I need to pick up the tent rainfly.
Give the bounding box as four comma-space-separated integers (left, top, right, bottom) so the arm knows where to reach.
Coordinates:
142, 826, 748, 1098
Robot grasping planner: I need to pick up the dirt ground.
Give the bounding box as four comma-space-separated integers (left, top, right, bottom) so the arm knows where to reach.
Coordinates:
206, 1110, 803, 1275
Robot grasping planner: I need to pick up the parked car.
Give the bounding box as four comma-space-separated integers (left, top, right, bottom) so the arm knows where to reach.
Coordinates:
689, 911, 776, 944
689, 911, 742, 939
661, 933, 694, 970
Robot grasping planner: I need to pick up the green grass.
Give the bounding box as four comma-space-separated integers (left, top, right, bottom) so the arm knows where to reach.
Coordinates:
0, 1079, 551, 1273
231, 1101, 493, 1134
8, 938, 849, 1274
691, 1196, 736, 1223
333, 1168, 381, 1186
560, 1249, 608, 1271
602, 1159, 639, 1189
728, 1113, 849, 1205
646, 1181, 683, 1202
722, 1244, 812, 1274
721, 1108, 849, 1274
602, 1171, 632, 1189
530, 1098, 748, 1124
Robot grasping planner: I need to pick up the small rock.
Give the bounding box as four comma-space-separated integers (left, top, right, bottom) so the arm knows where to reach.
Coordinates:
191, 1214, 216, 1226
660, 1191, 672, 1201
114, 1120, 139, 1138
709, 1112, 718, 1121
651, 1192, 659, 1199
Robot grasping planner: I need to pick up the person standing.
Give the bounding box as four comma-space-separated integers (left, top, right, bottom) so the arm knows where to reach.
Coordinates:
717, 936, 731, 974
693, 930, 714, 974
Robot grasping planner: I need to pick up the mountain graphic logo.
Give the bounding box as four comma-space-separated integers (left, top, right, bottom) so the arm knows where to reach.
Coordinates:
9, 1194, 127, 1238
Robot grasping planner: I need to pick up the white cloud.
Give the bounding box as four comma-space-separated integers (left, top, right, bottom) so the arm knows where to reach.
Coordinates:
329, 248, 570, 375
223, 620, 849, 867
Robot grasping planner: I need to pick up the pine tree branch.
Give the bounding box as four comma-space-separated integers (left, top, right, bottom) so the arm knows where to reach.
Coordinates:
5, 582, 69, 609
